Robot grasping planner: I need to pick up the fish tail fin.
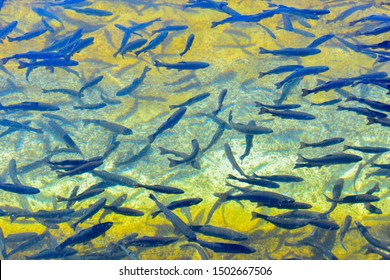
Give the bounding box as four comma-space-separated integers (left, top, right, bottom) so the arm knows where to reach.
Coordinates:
228, 110, 233, 123
150, 211, 160, 219
82, 119, 90, 126
1, 57, 11, 64
324, 194, 334, 202
336, 105, 343, 111
149, 193, 157, 202
296, 154, 307, 162
343, 145, 349, 151
258, 72, 265, 78
301, 89, 309, 96
258, 107, 269, 115
275, 81, 282, 89
168, 158, 180, 168
210, 21, 219, 28
259, 47, 268, 54
154, 60, 163, 67
251, 212, 266, 221
299, 142, 307, 149
169, 105, 176, 110
366, 117, 375, 125
345, 95, 356, 102
227, 174, 238, 180
18, 61, 29, 69
56, 196, 67, 202
56, 171, 66, 178
6, 36, 15, 42
213, 192, 228, 201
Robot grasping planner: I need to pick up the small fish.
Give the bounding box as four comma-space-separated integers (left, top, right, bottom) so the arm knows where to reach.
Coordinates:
152, 25, 188, 35
73, 103, 106, 110
71, 198, 107, 230
259, 47, 320, 57
324, 194, 380, 204
0, 21, 18, 42
345, 95, 390, 112
56, 159, 103, 178
116, 144, 151, 167
325, 179, 344, 214
0, 119, 42, 134
116, 66, 151, 97
367, 117, 390, 128
258, 65, 304, 78
136, 184, 184, 194
26, 247, 78, 260
259, 107, 316, 120
151, 198, 202, 218
310, 98, 342, 106
295, 153, 362, 168
67, 7, 113, 17
307, 34, 334, 48
224, 143, 247, 177
170, 92, 210, 110
83, 119, 133, 135
99, 194, 127, 222
275, 66, 329, 89
32, 7, 62, 24
168, 139, 200, 168
7, 28, 47, 42
0, 101, 59, 112
228, 174, 280, 189
190, 225, 248, 241
196, 239, 255, 254
252, 174, 304, 183
180, 34, 195, 56
211, 10, 277, 28
229, 111, 273, 134
154, 60, 210, 71
57, 188, 104, 203
119, 39, 148, 57
57, 222, 113, 251
149, 194, 197, 241
0, 182, 40, 195
240, 121, 255, 161
339, 215, 352, 251
123, 236, 178, 247
343, 145, 390, 154
92, 170, 137, 188
300, 137, 345, 149
103, 206, 143, 217
251, 212, 310, 229
355, 221, 390, 252
212, 89, 228, 115
148, 107, 187, 143
79, 75, 104, 95
226, 190, 295, 205
135, 32, 168, 56
47, 120, 83, 156
255, 102, 301, 110
327, 3, 372, 24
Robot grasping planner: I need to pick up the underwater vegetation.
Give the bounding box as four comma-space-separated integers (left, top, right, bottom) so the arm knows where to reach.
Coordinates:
0, 0, 390, 260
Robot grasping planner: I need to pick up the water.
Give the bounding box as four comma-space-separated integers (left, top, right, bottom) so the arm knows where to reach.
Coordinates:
0, 0, 389, 260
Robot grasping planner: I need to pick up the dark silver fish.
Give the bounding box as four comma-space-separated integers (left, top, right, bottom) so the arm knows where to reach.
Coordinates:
189, 225, 248, 241
339, 215, 352, 251
251, 212, 310, 229
48, 120, 83, 156
149, 194, 197, 241
324, 194, 380, 204
355, 221, 390, 252
228, 174, 280, 189
196, 239, 255, 254
343, 145, 390, 154
83, 119, 133, 135
300, 137, 345, 149
294, 153, 362, 168
168, 139, 200, 168
259, 107, 315, 120
229, 111, 273, 134
151, 198, 202, 218
252, 174, 304, 183
169, 92, 210, 109
71, 198, 107, 230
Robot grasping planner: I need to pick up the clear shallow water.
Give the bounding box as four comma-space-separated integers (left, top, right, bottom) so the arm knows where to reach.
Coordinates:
0, 0, 389, 260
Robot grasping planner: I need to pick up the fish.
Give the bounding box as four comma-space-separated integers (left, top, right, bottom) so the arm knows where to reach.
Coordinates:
295, 153, 362, 168
0, 227, 6, 259
79, 75, 104, 95
258, 65, 304, 78
255, 102, 301, 110
349, 14, 390, 26
259, 107, 316, 120
170, 92, 210, 110
168, 139, 200, 168
310, 98, 342, 106
10, 209, 75, 222
67, 7, 113, 17
184, 0, 240, 16
356, 25, 390, 36
148, 107, 187, 143
92, 170, 137, 188
324, 179, 344, 215
196, 239, 255, 254
7, 231, 49, 257
47, 120, 83, 156
57, 222, 113, 251
0, 21, 17, 42
211, 10, 277, 28
327, 3, 372, 24
102, 206, 143, 217
324, 194, 380, 204
180, 34, 195, 56
55, 159, 103, 178
355, 221, 390, 252
151, 198, 203, 218
7, 28, 47, 42
123, 236, 178, 247
71, 198, 107, 230
212, 89, 228, 116
116, 66, 151, 96
0, 182, 40, 195
275, 77, 302, 104
134, 32, 168, 56
300, 137, 345, 149
99, 194, 127, 222
251, 212, 310, 229
345, 95, 390, 112
57, 188, 105, 203
119, 39, 148, 57
0, 119, 43, 134
343, 145, 390, 154
224, 143, 247, 177
367, 117, 390, 128
136, 184, 184, 194
152, 25, 188, 34
149, 194, 197, 241
240, 121, 255, 161
339, 215, 352, 251
82, 119, 133, 135
26, 247, 78, 260
18, 59, 79, 70
228, 111, 273, 134
32, 7, 63, 24
228, 174, 280, 189
189, 225, 248, 241
259, 47, 320, 57
275, 66, 329, 89
226, 190, 295, 204
154, 60, 210, 71
73, 103, 106, 110
115, 144, 151, 167
0, 101, 59, 112
307, 34, 335, 48
252, 174, 304, 183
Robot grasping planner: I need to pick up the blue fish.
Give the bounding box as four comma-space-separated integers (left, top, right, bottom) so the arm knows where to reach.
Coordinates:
67, 7, 113, 16
259, 47, 320, 57
7, 28, 47, 42
0, 21, 17, 42
118, 38, 148, 57
211, 10, 276, 28
135, 32, 168, 56
116, 66, 151, 96
258, 65, 304, 78
275, 66, 329, 89
32, 7, 63, 25
180, 34, 195, 56
154, 60, 209, 71
307, 34, 334, 48
152, 25, 188, 35
0, 182, 40, 195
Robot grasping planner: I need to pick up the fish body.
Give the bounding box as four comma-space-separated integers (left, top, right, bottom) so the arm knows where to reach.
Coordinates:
0, 102, 59, 111
48, 120, 83, 156
148, 107, 187, 143
275, 66, 329, 89
79, 75, 103, 95
196, 239, 255, 254
134, 32, 168, 56
259, 107, 315, 120
7, 28, 47, 42
252, 174, 304, 183
343, 145, 390, 154
151, 198, 202, 218
120, 39, 148, 56
226, 190, 295, 204
155, 60, 210, 71
259, 47, 320, 57
345, 95, 390, 112
83, 119, 133, 135
71, 198, 107, 230
251, 212, 310, 229
228, 174, 280, 188
300, 137, 345, 149
295, 153, 362, 168
212, 89, 227, 115
355, 221, 390, 252
0, 21, 18, 42
168, 139, 200, 168
0, 182, 40, 195
190, 225, 248, 241
180, 34, 195, 56
325, 194, 380, 204
169, 92, 210, 109
229, 111, 273, 134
